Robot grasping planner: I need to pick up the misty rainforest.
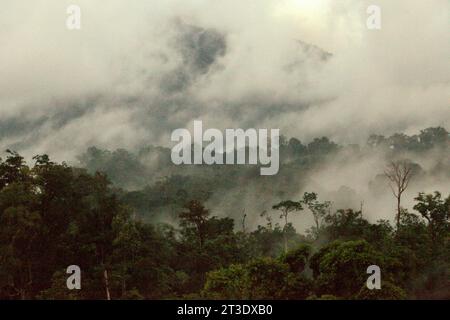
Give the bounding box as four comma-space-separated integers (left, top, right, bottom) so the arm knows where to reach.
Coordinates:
0, 0, 449, 300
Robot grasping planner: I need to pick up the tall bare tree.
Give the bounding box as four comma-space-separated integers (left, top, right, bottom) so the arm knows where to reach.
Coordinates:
302, 192, 332, 239
272, 200, 303, 253
385, 161, 413, 229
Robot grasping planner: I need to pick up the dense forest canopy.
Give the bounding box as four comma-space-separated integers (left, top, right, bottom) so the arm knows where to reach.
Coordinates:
79, 127, 450, 228
1, 0, 448, 303
0, 127, 448, 299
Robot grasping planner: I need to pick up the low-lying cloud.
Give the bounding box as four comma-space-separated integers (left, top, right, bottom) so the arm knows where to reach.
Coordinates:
0, 0, 449, 169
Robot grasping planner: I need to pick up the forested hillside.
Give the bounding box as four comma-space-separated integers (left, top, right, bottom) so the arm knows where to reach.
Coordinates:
0, 127, 448, 299
80, 127, 450, 228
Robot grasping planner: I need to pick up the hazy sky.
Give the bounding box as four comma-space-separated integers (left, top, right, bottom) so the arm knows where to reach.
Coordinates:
0, 0, 449, 161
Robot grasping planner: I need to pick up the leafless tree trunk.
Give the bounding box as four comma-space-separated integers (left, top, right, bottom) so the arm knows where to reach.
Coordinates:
283, 212, 289, 254
100, 246, 111, 300
241, 209, 247, 233
104, 269, 111, 300
385, 161, 413, 229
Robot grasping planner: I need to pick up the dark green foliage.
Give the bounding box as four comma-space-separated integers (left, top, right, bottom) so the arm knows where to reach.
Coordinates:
0, 126, 449, 300
413, 192, 449, 245
310, 240, 387, 298
355, 281, 407, 300
280, 244, 311, 273
0, 149, 448, 299
203, 257, 313, 300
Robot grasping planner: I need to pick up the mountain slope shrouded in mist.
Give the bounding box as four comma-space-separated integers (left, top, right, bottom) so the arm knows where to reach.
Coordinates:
77, 127, 450, 232
0, 0, 449, 301
0, 129, 448, 300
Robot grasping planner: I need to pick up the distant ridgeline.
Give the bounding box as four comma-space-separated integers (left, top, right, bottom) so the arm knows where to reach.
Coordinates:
75, 127, 450, 220
79, 127, 450, 186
